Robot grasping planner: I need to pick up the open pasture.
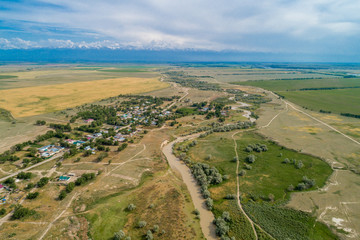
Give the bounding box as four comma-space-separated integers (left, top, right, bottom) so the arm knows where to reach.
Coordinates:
0, 65, 160, 90
0, 77, 168, 117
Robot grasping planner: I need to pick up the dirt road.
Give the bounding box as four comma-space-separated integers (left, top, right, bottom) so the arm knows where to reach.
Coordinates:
162, 135, 217, 240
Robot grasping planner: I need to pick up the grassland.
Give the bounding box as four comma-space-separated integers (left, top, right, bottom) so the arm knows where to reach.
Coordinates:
0, 77, 169, 117
181, 130, 335, 239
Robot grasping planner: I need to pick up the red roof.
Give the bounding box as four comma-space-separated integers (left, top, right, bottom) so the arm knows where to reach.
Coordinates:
0, 184, 4, 188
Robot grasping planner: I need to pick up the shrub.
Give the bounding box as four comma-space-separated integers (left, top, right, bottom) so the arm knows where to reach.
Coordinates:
146, 230, 153, 240
26, 192, 39, 200
127, 203, 136, 211
225, 194, 236, 199
0, 208, 6, 216
25, 183, 35, 190
239, 170, 246, 176
138, 221, 147, 228
222, 211, 231, 222
205, 198, 213, 210
296, 160, 304, 169
246, 154, 256, 163
282, 158, 290, 164
213, 217, 229, 237
114, 230, 125, 240
153, 224, 159, 232
287, 184, 294, 192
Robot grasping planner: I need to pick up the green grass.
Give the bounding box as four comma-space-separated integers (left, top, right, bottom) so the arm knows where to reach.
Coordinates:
184, 131, 334, 239
232, 78, 360, 91
244, 203, 338, 240
98, 68, 148, 73
235, 132, 332, 201
0, 108, 14, 121
0, 75, 17, 79
279, 88, 360, 115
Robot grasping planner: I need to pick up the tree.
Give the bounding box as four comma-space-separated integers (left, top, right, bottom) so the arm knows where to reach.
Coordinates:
66, 182, 75, 193
37, 177, 49, 188
287, 184, 294, 192
58, 190, 67, 200
222, 211, 231, 222
203, 190, 211, 199
12, 205, 34, 220
246, 155, 256, 163
26, 192, 39, 200
297, 183, 306, 191
213, 217, 229, 237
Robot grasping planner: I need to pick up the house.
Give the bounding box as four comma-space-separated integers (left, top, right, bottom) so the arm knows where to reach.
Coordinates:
38, 145, 54, 153
65, 139, 75, 144
84, 118, 94, 123
0, 184, 4, 192
59, 176, 71, 181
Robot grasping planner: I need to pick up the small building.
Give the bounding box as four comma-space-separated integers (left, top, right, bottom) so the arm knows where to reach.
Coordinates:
84, 119, 94, 123
59, 176, 71, 181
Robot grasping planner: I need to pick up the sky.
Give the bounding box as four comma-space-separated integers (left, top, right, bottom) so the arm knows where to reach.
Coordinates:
1, 0, 360, 62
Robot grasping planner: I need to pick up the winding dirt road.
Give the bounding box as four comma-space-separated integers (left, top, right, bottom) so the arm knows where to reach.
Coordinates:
162, 136, 217, 240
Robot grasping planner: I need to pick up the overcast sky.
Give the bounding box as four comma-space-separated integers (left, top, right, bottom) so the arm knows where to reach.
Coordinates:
1, 0, 360, 60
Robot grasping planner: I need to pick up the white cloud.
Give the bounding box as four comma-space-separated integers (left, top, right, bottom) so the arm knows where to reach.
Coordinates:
1, 0, 360, 52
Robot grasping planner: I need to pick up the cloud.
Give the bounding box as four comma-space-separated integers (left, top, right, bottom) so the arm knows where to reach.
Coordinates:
0, 0, 360, 55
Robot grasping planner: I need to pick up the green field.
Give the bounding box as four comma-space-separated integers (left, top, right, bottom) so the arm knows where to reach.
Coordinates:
232, 77, 360, 115
0, 75, 17, 79
179, 131, 335, 239
232, 78, 360, 91
280, 89, 360, 114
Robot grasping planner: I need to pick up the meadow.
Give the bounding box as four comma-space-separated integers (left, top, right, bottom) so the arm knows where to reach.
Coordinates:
0, 77, 169, 117
181, 130, 335, 239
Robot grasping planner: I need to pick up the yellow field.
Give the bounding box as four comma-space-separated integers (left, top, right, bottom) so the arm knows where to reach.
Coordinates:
0, 77, 168, 117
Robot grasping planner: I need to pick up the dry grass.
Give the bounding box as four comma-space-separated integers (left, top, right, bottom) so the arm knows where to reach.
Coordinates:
0, 77, 169, 117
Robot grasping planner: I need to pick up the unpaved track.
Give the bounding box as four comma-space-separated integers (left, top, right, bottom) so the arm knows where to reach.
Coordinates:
38, 193, 79, 240
266, 91, 360, 145
232, 131, 275, 240
232, 131, 258, 240
0, 152, 63, 182
162, 135, 217, 240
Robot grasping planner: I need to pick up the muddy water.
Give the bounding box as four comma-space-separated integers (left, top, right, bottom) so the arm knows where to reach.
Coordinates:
162, 136, 217, 240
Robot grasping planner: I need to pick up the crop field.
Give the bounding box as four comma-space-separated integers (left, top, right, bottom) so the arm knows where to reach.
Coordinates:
232, 78, 360, 91
0, 65, 161, 90
231, 77, 360, 115
0, 77, 168, 117
279, 89, 360, 115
